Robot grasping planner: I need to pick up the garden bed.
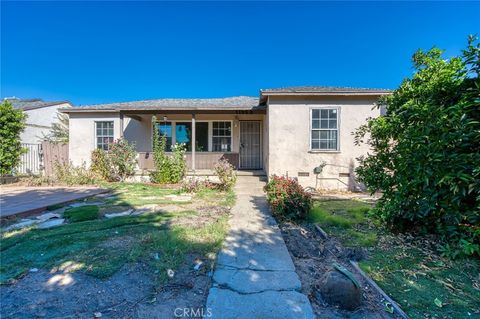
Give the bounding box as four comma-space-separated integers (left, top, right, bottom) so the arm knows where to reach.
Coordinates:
299, 198, 480, 319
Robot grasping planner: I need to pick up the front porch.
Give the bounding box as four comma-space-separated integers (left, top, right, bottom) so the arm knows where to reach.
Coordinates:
119, 111, 267, 172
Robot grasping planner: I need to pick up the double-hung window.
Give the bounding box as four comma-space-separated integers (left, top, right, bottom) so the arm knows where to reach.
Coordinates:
311, 108, 339, 151
95, 121, 114, 150
212, 121, 232, 152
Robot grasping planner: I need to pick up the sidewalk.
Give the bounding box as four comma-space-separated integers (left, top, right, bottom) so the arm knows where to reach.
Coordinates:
0, 186, 108, 218
206, 176, 314, 319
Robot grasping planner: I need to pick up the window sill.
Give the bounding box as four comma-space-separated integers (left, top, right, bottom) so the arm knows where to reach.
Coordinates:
308, 150, 341, 154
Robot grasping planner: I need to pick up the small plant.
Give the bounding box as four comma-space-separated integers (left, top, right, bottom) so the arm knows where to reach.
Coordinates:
213, 158, 236, 190
108, 138, 137, 181
64, 205, 99, 222
181, 178, 216, 193
90, 149, 111, 181
54, 161, 96, 185
150, 117, 187, 184
264, 175, 312, 221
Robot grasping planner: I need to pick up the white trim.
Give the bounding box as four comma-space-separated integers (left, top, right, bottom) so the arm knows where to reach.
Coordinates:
94, 120, 114, 151
309, 106, 340, 152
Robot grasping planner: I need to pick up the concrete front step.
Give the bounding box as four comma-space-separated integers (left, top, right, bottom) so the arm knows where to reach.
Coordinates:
213, 268, 302, 294
207, 288, 314, 319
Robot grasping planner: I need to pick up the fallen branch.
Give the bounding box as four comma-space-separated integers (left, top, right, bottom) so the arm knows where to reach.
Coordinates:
314, 224, 329, 239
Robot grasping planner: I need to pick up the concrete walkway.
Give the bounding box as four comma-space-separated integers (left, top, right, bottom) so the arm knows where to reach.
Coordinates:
0, 186, 108, 217
206, 176, 314, 319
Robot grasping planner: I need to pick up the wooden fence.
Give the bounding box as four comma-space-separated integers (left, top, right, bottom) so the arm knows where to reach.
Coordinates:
42, 142, 69, 176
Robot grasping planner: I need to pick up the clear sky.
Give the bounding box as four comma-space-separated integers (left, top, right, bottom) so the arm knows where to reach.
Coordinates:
1, 1, 479, 105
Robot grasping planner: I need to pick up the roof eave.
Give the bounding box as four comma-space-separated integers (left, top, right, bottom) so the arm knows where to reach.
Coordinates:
60, 107, 264, 113
260, 91, 391, 96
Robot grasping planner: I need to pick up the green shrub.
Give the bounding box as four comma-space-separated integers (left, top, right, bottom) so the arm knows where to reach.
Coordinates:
150, 117, 187, 184
90, 149, 111, 181
213, 158, 237, 190
54, 161, 96, 185
354, 36, 480, 257
264, 175, 312, 221
108, 138, 137, 181
64, 205, 99, 222
0, 101, 26, 175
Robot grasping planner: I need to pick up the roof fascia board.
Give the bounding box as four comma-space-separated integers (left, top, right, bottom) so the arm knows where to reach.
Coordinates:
261, 91, 390, 96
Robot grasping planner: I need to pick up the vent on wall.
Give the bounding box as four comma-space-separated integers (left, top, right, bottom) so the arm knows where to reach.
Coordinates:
298, 172, 310, 177
339, 173, 350, 177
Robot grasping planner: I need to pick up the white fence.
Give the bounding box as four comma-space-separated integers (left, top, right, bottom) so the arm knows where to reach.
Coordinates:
17, 143, 41, 175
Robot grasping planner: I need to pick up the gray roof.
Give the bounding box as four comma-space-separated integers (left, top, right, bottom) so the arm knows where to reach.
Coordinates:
5, 98, 70, 111
261, 86, 391, 94
63, 96, 262, 112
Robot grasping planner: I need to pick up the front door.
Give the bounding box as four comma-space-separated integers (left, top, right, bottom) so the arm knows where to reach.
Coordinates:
239, 121, 262, 169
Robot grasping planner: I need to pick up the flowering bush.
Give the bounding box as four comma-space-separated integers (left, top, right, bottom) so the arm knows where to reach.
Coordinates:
264, 175, 312, 221
90, 139, 137, 181
213, 158, 236, 190
108, 138, 137, 181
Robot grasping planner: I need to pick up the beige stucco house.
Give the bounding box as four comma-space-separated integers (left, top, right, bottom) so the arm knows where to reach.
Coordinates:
61, 86, 390, 190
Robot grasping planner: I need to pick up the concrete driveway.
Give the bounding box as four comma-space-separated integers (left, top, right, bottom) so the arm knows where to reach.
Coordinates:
0, 186, 109, 218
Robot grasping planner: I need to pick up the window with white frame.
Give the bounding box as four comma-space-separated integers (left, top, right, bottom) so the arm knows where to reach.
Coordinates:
95, 121, 114, 150
212, 121, 232, 152
311, 109, 338, 150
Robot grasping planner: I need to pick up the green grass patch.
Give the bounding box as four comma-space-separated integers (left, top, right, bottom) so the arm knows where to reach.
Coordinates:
308, 199, 376, 247
195, 188, 236, 207
308, 198, 480, 318
101, 183, 182, 207
0, 210, 228, 283
64, 205, 99, 222
360, 248, 480, 319
0, 182, 232, 284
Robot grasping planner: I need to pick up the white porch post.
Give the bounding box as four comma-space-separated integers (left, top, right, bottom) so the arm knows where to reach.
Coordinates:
191, 113, 196, 175
119, 113, 124, 138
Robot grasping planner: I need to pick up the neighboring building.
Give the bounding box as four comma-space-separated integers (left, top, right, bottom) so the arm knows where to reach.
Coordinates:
6, 98, 72, 144
61, 86, 390, 190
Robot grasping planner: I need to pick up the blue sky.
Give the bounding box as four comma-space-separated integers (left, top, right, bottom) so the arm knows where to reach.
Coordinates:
1, 1, 479, 105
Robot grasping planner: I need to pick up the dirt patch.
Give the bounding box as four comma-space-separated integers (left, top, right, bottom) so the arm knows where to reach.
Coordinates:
1, 261, 212, 319
175, 206, 230, 228
99, 236, 136, 250
279, 222, 400, 319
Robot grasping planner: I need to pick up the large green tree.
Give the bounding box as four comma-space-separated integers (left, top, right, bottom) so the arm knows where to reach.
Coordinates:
0, 101, 27, 175
355, 37, 480, 257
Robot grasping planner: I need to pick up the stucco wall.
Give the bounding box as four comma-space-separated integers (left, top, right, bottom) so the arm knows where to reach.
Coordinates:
20, 103, 70, 144
69, 113, 122, 166
68, 112, 265, 168
266, 95, 381, 190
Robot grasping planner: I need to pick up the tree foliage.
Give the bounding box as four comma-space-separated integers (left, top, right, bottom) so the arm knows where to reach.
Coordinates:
0, 101, 27, 175
355, 36, 480, 257
43, 113, 69, 143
